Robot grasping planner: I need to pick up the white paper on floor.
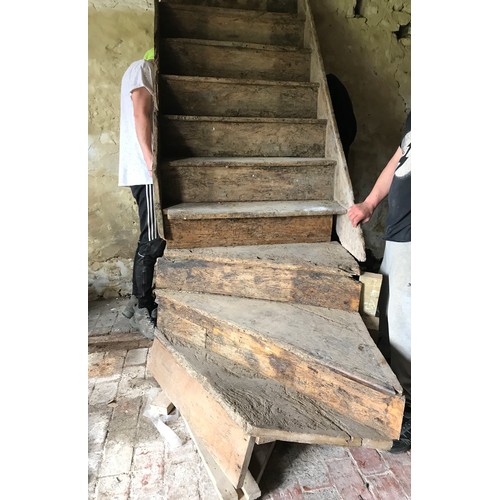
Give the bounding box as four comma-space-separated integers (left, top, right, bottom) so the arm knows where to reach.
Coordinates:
143, 403, 183, 450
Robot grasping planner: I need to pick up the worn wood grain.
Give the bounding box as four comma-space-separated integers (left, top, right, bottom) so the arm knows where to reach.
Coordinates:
159, 4, 303, 46
160, 115, 326, 158
159, 158, 333, 203
149, 338, 255, 489
160, 38, 310, 82
159, 76, 317, 118
156, 242, 361, 310
150, 336, 395, 449
155, 290, 404, 439
163, 215, 333, 248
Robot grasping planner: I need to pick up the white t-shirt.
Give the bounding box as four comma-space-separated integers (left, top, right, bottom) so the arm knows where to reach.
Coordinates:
118, 59, 154, 186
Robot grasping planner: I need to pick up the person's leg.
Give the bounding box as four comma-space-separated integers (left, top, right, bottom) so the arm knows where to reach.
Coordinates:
381, 240, 411, 453
130, 184, 166, 315
383, 241, 411, 402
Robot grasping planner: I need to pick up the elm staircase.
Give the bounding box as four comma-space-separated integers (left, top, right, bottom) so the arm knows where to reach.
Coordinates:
147, 1, 405, 497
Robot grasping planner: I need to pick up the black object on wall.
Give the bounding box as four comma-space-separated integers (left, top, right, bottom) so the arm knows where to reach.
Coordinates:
326, 73, 357, 161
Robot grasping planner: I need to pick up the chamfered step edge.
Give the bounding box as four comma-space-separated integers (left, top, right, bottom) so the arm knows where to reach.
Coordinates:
163, 200, 346, 220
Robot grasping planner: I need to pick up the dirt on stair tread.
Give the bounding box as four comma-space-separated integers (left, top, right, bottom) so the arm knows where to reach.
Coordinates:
164, 200, 345, 219
153, 334, 394, 449
159, 156, 335, 167
162, 241, 359, 275
156, 290, 400, 395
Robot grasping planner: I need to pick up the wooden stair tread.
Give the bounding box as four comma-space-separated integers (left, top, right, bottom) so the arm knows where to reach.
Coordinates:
162, 0, 298, 13
163, 200, 345, 219
152, 336, 395, 449
160, 157, 334, 168
156, 290, 400, 395
162, 37, 310, 53
162, 241, 358, 275
163, 115, 326, 124
161, 3, 302, 23
160, 74, 319, 89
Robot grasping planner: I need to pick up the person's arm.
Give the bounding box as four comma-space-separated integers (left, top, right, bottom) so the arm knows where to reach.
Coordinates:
131, 87, 153, 176
347, 146, 403, 227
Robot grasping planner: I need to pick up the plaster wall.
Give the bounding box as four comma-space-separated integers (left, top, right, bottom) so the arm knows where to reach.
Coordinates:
88, 0, 410, 299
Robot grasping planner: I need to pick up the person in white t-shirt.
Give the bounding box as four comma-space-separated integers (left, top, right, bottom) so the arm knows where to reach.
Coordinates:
118, 48, 166, 339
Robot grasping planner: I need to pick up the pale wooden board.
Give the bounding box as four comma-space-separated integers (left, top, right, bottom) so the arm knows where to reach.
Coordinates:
149, 339, 256, 489
151, 334, 396, 448
165, 200, 342, 220
359, 272, 383, 316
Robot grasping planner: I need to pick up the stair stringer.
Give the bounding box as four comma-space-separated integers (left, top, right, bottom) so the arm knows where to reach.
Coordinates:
299, 0, 366, 262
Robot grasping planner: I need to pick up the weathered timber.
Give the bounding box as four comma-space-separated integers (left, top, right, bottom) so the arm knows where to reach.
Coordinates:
359, 272, 383, 317
158, 76, 318, 118
156, 241, 361, 311
159, 115, 326, 158
158, 157, 334, 203
149, 336, 395, 449
149, 339, 256, 490
163, 215, 333, 248
155, 290, 405, 439
161, 0, 298, 14
299, 0, 365, 261
88, 333, 152, 353
159, 38, 311, 82
159, 4, 304, 47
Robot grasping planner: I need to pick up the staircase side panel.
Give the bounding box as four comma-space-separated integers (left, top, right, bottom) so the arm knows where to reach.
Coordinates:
149, 338, 255, 489
299, 0, 366, 261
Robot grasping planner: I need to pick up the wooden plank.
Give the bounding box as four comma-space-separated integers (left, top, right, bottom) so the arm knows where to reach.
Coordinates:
163, 215, 332, 248
159, 115, 325, 158
148, 338, 256, 489
88, 333, 152, 353
248, 442, 276, 483
159, 4, 303, 46
159, 76, 317, 118
160, 0, 298, 13
160, 38, 310, 82
150, 336, 396, 449
155, 291, 405, 439
160, 161, 333, 203
183, 419, 240, 500
156, 243, 361, 311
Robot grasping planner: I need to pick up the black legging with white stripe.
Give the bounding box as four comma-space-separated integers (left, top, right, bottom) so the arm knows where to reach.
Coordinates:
130, 184, 166, 313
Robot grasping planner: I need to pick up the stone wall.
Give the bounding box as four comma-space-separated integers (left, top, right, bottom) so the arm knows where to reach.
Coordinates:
88, 0, 410, 299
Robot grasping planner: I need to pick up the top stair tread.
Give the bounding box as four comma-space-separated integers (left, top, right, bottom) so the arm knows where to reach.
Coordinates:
162, 0, 298, 14
164, 200, 346, 219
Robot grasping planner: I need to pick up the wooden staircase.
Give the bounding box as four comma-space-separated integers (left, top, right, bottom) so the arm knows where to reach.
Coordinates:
148, 0, 405, 497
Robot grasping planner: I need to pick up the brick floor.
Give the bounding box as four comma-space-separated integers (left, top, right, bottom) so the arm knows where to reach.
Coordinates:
88, 298, 411, 499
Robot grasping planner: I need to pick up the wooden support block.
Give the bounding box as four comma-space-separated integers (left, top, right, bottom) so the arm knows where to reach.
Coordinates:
359, 272, 383, 317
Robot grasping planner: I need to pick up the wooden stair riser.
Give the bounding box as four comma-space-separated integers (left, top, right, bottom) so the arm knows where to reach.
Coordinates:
156, 257, 360, 311
159, 39, 311, 81
163, 215, 333, 248
159, 4, 304, 47
148, 339, 255, 489
159, 118, 326, 157
162, 0, 298, 14
155, 296, 404, 439
159, 77, 318, 118
159, 163, 334, 203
